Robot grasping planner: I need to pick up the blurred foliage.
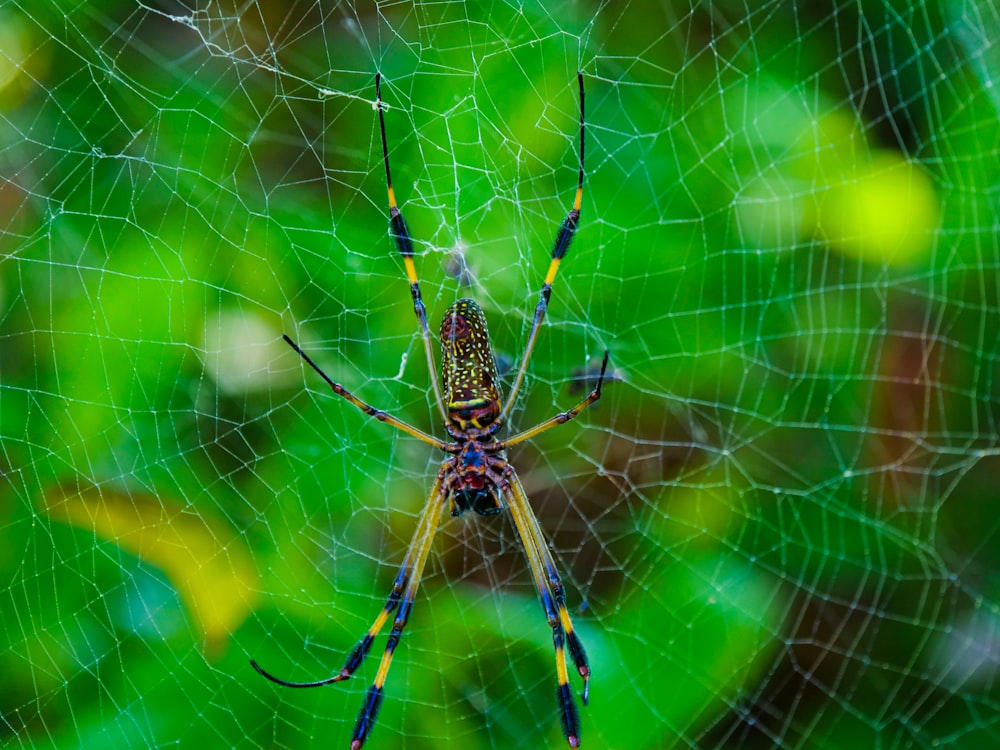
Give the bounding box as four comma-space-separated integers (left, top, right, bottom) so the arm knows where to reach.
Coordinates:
2, 1, 1000, 749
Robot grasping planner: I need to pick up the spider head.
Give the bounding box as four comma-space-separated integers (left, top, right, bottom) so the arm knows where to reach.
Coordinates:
440, 298, 502, 430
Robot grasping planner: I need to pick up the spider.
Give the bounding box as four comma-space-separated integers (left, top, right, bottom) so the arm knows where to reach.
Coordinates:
251, 72, 608, 749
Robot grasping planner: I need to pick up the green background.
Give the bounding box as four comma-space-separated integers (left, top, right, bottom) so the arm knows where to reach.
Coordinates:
2, 1, 998, 748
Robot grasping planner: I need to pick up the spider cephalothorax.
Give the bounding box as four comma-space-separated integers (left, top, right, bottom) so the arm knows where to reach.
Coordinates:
252, 72, 607, 750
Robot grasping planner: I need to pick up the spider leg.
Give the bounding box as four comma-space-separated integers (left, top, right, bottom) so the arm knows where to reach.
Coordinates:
347, 472, 447, 749
499, 72, 586, 425
251, 472, 448, 750
283, 334, 449, 450
497, 466, 590, 748
500, 350, 608, 449
376, 73, 449, 424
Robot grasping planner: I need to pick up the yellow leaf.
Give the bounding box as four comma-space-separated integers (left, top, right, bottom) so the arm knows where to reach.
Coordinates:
42, 485, 259, 656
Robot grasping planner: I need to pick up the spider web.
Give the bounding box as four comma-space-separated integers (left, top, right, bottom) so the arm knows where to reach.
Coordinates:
3, 1, 999, 748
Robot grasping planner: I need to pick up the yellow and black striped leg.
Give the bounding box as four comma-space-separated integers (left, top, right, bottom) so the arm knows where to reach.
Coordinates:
500, 469, 590, 747
500, 72, 586, 424
505, 470, 591, 701
347, 474, 447, 749
282, 335, 448, 449
251, 474, 447, 749
502, 350, 609, 449
375, 73, 448, 423
250, 569, 404, 690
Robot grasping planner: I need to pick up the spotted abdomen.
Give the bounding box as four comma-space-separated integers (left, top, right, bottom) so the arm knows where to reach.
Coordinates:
440, 298, 501, 430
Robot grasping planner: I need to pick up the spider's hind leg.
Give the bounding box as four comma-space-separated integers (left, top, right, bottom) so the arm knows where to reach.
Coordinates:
497, 468, 590, 748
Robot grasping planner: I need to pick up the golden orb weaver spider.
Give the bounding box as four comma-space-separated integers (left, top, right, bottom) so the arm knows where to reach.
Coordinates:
251, 72, 607, 749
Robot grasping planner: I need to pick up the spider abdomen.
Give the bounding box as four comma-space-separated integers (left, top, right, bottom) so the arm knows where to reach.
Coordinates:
440, 298, 502, 431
